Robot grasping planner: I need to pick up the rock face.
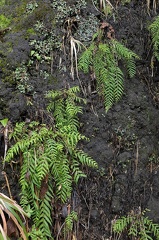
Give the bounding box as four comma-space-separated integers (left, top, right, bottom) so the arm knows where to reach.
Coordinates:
0, 0, 159, 239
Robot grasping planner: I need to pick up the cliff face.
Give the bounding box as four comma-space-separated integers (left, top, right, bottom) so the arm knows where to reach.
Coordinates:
0, 0, 159, 239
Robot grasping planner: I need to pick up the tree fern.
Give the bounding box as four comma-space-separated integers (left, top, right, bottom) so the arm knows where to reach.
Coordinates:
4, 86, 98, 239
78, 30, 139, 112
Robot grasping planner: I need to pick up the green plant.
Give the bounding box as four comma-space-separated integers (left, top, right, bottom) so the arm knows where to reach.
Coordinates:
14, 65, 34, 94
0, 118, 8, 127
4, 86, 97, 239
26, 1, 38, 14
51, 0, 86, 24
28, 21, 60, 72
113, 209, 159, 239
0, 14, 11, 30
0, 0, 5, 6
78, 26, 139, 112
63, 211, 78, 238
74, 14, 99, 44
0, 192, 28, 240
149, 15, 159, 62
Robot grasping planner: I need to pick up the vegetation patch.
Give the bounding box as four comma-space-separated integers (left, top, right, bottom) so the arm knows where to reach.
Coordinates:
0, 14, 11, 30
0, 0, 5, 6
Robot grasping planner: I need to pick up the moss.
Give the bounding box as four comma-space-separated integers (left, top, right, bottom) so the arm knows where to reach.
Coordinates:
25, 28, 36, 39
0, 14, 11, 30
15, 1, 28, 17
13, 1, 55, 33
26, 28, 36, 35
0, 0, 5, 7
0, 55, 15, 85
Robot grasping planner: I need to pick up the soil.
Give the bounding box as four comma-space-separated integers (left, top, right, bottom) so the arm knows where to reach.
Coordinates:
0, 0, 159, 239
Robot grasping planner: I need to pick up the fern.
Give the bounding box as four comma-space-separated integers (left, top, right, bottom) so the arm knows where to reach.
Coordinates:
74, 150, 98, 168
112, 40, 139, 78
4, 87, 98, 239
78, 43, 94, 73
37, 183, 53, 239
113, 210, 159, 239
149, 15, 159, 61
64, 211, 78, 235
78, 30, 139, 112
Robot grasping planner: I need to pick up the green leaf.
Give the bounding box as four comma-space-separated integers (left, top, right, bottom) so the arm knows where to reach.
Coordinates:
0, 118, 8, 127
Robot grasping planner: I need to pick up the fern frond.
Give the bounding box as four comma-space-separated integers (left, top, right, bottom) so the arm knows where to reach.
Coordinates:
144, 217, 159, 239
64, 211, 78, 233
5, 126, 53, 163
49, 148, 72, 202
36, 155, 49, 185
113, 212, 159, 240
149, 16, 159, 61
78, 43, 95, 73
114, 67, 124, 102
37, 183, 53, 239
98, 43, 112, 56
71, 159, 86, 183
78, 36, 138, 111
60, 125, 86, 147
113, 216, 132, 233
9, 122, 26, 140
75, 150, 98, 168
112, 40, 139, 61
126, 58, 137, 78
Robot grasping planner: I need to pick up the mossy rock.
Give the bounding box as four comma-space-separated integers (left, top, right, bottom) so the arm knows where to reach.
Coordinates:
13, 1, 55, 33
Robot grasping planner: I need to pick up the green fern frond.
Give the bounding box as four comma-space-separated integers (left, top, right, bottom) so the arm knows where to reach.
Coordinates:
36, 155, 49, 185
72, 161, 87, 183
78, 34, 139, 111
75, 150, 98, 168
38, 183, 53, 239
78, 43, 95, 73
98, 43, 112, 56
103, 79, 115, 112
125, 58, 137, 78
113, 216, 131, 233
113, 67, 124, 102
9, 122, 26, 140
59, 125, 86, 147
113, 211, 159, 239
50, 152, 72, 202
64, 211, 78, 233
113, 40, 139, 78
112, 40, 139, 60
5, 126, 53, 163
149, 16, 159, 61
